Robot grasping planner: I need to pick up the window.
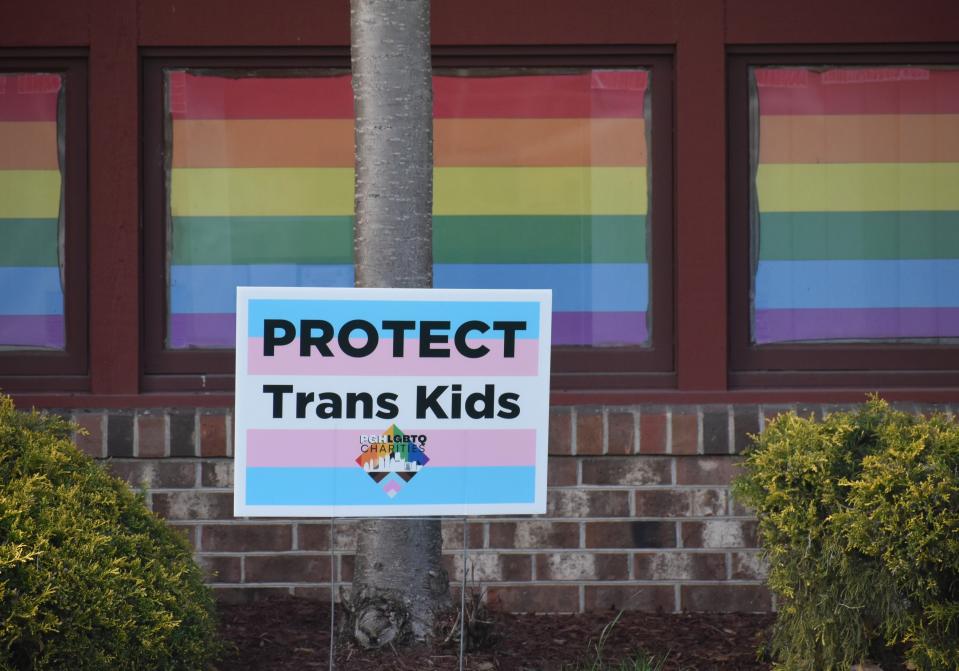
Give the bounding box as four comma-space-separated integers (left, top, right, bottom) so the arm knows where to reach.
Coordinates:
143, 51, 673, 391
729, 51, 959, 386
0, 57, 87, 388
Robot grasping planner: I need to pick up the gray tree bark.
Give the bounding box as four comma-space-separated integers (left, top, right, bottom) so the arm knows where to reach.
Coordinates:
349, 0, 450, 649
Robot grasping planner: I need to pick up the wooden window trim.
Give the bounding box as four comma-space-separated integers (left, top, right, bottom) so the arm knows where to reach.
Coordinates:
141, 46, 675, 393
728, 46, 959, 388
0, 53, 88, 392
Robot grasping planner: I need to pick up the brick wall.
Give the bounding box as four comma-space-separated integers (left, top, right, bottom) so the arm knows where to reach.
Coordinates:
68, 402, 950, 613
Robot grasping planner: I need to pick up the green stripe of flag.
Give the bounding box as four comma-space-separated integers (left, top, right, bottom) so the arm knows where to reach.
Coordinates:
434, 215, 645, 264
171, 215, 646, 265
759, 212, 959, 261
172, 216, 353, 265
0, 219, 59, 266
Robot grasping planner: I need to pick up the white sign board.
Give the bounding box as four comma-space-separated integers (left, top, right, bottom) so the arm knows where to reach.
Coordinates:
234, 287, 551, 517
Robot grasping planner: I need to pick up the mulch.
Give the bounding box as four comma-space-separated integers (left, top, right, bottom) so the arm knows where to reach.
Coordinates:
216, 596, 776, 670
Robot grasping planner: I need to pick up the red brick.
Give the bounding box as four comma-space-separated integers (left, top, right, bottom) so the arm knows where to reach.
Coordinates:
213, 587, 291, 604
675, 456, 741, 485
292, 587, 334, 601
576, 409, 604, 455
451, 553, 530, 582
634, 552, 726, 580
681, 520, 758, 549
488, 521, 580, 549
731, 552, 768, 580
107, 460, 196, 489
331, 520, 360, 551
585, 521, 675, 549
672, 410, 699, 454
680, 585, 772, 612
547, 490, 630, 517
152, 491, 234, 520
197, 555, 242, 583
639, 411, 667, 454
338, 554, 355, 582
581, 456, 671, 486
73, 413, 105, 458
607, 412, 635, 455
536, 553, 629, 581
107, 414, 134, 457
486, 586, 579, 613
547, 458, 577, 486
501, 554, 533, 581
733, 407, 760, 454
136, 414, 166, 457
245, 555, 331, 583
584, 585, 674, 612
548, 409, 572, 455
199, 414, 228, 457
702, 408, 730, 455
201, 461, 233, 488
440, 519, 485, 549
298, 523, 333, 551
202, 523, 293, 552
634, 489, 727, 518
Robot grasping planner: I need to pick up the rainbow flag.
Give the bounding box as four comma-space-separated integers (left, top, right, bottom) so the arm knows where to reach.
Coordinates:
753, 66, 959, 344
168, 69, 649, 349
0, 74, 64, 349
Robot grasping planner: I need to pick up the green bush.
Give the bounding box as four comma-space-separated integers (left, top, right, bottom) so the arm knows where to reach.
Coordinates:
0, 395, 220, 669
733, 397, 959, 671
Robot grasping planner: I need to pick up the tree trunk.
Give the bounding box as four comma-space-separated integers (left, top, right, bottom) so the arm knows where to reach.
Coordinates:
349, 0, 450, 649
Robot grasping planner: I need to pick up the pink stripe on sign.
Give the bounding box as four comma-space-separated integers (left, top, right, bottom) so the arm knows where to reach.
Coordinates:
246, 428, 537, 468
247, 338, 539, 376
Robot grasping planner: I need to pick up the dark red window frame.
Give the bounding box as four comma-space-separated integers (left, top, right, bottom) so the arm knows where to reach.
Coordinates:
728, 46, 959, 388
141, 47, 675, 393
0, 52, 89, 392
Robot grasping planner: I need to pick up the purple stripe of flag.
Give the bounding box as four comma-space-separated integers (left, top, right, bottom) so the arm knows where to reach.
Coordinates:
552, 311, 648, 346
0, 315, 64, 349
755, 308, 959, 344
169, 313, 236, 348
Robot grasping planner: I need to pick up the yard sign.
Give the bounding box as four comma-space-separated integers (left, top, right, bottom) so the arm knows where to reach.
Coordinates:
234, 287, 552, 517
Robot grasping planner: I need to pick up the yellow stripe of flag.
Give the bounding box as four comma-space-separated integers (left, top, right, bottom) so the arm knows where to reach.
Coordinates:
0, 170, 61, 218
170, 167, 647, 217
758, 163, 959, 212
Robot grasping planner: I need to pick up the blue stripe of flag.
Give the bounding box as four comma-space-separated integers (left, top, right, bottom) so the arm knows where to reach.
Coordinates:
755, 259, 959, 310
0, 267, 63, 315
171, 262, 647, 314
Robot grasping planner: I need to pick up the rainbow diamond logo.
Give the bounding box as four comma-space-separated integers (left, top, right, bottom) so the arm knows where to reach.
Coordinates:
356, 424, 430, 498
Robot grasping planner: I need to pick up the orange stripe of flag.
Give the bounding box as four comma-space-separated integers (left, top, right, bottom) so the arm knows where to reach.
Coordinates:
0, 122, 59, 169
172, 118, 647, 168
759, 114, 959, 164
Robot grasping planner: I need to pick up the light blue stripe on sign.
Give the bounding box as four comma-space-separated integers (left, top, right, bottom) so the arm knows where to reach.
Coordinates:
435, 263, 648, 312
246, 466, 535, 506
0, 267, 63, 315
248, 299, 541, 338
755, 259, 959, 310
170, 264, 354, 314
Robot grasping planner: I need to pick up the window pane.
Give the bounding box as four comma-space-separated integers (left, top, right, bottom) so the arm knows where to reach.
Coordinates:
751, 66, 959, 344
166, 68, 651, 349
0, 73, 65, 350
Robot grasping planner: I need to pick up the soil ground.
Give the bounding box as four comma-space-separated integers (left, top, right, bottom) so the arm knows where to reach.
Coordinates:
217, 597, 777, 670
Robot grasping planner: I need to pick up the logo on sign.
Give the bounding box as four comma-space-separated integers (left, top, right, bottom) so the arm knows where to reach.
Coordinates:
356, 424, 430, 498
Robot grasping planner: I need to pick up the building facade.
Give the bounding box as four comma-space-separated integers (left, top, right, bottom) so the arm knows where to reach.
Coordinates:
2, 0, 958, 611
